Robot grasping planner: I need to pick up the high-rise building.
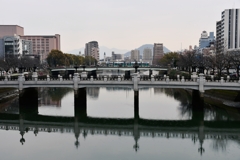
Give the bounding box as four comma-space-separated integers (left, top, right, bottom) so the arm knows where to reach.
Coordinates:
85, 41, 99, 57
152, 43, 164, 65
130, 49, 140, 61
91, 47, 99, 61
199, 31, 215, 49
216, 9, 240, 53
142, 48, 152, 65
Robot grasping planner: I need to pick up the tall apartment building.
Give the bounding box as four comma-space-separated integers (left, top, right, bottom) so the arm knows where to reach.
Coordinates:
85, 41, 99, 57
91, 47, 99, 61
216, 9, 240, 53
142, 48, 152, 65
131, 49, 140, 61
152, 43, 164, 65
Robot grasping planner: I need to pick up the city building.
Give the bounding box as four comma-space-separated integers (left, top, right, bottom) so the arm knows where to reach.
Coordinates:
91, 47, 99, 61
0, 35, 22, 59
112, 51, 124, 61
216, 9, 240, 53
142, 48, 152, 65
152, 43, 164, 65
21, 34, 60, 60
130, 49, 140, 61
85, 41, 99, 57
0, 25, 24, 38
199, 31, 215, 50
22, 39, 33, 55
0, 25, 60, 61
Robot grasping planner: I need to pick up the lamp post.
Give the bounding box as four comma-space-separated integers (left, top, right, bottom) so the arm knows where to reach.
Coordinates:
33, 64, 37, 72
133, 60, 139, 73
82, 64, 86, 71
74, 65, 79, 73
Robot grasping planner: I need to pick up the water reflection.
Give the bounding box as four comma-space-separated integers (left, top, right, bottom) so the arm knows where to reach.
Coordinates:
0, 87, 240, 159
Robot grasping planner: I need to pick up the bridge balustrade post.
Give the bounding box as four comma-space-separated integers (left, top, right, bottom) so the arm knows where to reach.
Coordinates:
133, 73, 139, 91
90, 76, 93, 82
192, 72, 197, 82
166, 76, 169, 83
4, 74, 8, 82
69, 74, 72, 80
198, 73, 205, 93
227, 76, 230, 82
220, 77, 224, 84
59, 75, 63, 82
211, 75, 214, 81
18, 74, 24, 91
32, 72, 38, 81
239, 77, 240, 83
104, 75, 107, 82
151, 75, 155, 82
47, 75, 50, 82
73, 73, 79, 90
181, 76, 185, 83
177, 75, 180, 81
118, 76, 121, 82
164, 74, 166, 81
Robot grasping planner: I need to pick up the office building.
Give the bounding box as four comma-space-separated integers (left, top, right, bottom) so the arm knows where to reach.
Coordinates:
0, 25, 24, 38
21, 34, 61, 60
216, 9, 240, 53
142, 48, 152, 65
152, 43, 164, 65
199, 31, 215, 49
131, 49, 140, 61
112, 51, 124, 61
0, 25, 60, 61
91, 47, 99, 61
0, 35, 22, 59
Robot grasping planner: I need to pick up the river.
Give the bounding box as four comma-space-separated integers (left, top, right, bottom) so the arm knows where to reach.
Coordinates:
0, 87, 239, 160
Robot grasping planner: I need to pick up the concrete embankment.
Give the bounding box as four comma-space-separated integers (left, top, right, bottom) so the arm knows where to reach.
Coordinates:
0, 88, 18, 103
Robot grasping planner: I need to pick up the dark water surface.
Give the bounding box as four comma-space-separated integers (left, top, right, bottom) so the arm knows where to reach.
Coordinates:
0, 87, 240, 160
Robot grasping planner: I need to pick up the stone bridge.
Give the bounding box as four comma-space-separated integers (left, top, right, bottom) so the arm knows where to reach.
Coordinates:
0, 72, 240, 92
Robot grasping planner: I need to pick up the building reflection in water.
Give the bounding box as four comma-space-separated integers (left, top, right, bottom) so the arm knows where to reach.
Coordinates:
87, 88, 100, 99
0, 87, 240, 157
38, 88, 73, 107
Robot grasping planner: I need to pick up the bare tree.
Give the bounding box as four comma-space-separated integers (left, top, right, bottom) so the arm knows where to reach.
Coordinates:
229, 50, 240, 77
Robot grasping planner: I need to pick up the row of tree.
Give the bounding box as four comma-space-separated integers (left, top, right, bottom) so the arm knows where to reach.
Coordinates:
159, 50, 240, 77
46, 50, 97, 67
0, 56, 40, 73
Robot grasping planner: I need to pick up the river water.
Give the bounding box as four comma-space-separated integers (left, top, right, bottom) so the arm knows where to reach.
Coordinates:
0, 87, 240, 160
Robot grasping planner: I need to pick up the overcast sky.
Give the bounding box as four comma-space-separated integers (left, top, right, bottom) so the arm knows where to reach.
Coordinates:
1, 0, 240, 54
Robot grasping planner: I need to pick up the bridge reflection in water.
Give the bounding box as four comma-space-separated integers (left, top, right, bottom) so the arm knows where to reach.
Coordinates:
0, 87, 239, 155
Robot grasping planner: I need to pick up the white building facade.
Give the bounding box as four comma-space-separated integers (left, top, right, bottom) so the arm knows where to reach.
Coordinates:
131, 49, 140, 61
216, 9, 240, 53
142, 48, 152, 65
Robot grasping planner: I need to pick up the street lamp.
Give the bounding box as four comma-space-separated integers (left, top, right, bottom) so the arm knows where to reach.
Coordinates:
74, 64, 79, 73
133, 60, 139, 73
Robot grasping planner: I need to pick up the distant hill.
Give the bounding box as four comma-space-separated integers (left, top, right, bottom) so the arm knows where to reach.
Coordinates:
124, 44, 171, 57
